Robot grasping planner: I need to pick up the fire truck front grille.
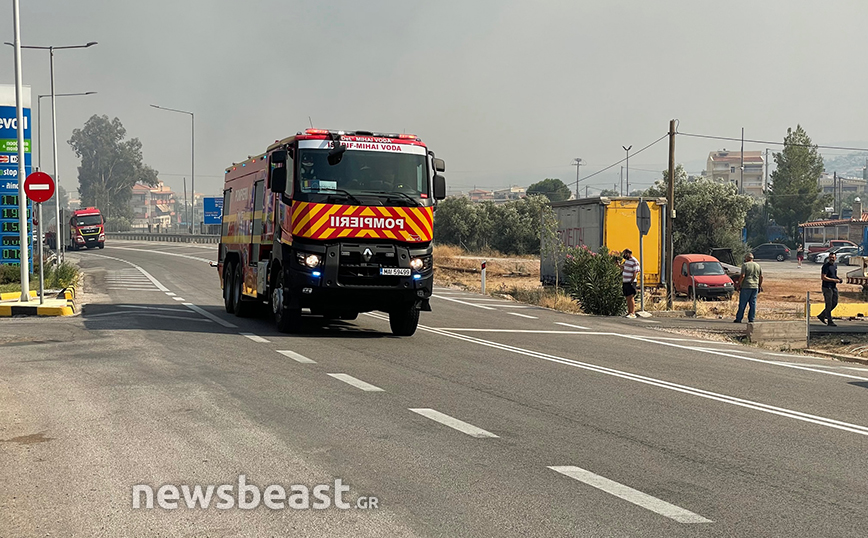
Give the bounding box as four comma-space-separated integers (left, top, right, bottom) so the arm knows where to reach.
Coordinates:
337, 244, 401, 287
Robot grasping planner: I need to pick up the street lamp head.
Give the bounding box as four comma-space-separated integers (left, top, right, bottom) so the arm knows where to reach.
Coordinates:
85, 42, 98, 47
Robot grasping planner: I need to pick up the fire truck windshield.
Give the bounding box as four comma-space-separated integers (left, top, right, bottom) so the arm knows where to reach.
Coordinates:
73, 215, 102, 226
297, 149, 428, 203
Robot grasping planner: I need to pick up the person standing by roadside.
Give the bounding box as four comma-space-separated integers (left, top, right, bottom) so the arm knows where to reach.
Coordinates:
734, 253, 763, 323
797, 244, 804, 268
818, 252, 843, 326
621, 249, 640, 318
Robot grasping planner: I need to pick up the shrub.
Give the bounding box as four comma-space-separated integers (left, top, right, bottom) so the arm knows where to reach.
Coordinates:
563, 245, 625, 316
0, 264, 20, 285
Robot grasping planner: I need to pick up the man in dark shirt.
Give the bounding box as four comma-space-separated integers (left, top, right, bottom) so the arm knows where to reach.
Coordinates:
819, 252, 843, 326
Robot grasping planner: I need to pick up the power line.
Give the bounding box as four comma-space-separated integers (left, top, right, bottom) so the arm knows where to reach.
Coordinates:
676, 131, 868, 153
567, 133, 669, 189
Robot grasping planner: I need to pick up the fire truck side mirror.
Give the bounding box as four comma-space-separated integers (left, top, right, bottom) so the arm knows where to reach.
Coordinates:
270, 150, 288, 193
432, 158, 445, 173
433, 175, 447, 200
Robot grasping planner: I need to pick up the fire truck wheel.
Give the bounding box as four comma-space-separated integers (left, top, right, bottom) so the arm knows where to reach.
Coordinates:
232, 263, 253, 317
273, 271, 301, 333
223, 263, 235, 313
389, 304, 420, 336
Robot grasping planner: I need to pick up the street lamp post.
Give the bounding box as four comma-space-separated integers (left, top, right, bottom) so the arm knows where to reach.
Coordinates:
151, 105, 194, 233
623, 145, 632, 195
572, 158, 583, 199
37, 92, 96, 171
5, 40, 98, 262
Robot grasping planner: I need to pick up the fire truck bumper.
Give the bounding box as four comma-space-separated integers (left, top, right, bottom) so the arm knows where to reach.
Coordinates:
287, 267, 433, 313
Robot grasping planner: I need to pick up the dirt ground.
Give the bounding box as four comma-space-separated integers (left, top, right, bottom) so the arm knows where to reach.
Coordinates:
432, 246, 867, 320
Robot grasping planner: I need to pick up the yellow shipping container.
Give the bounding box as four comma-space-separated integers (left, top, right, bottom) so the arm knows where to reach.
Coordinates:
541, 196, 667, 287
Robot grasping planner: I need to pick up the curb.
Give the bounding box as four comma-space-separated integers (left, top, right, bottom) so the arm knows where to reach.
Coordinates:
804, 349, 868, 366
0, 286, 77, 317
0, 290, 37, 301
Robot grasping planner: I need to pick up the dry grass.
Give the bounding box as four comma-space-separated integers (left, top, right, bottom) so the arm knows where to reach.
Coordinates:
432, 245, 852, 322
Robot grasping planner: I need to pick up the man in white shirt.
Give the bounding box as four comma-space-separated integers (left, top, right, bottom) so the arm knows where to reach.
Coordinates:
621, 249, 640, 318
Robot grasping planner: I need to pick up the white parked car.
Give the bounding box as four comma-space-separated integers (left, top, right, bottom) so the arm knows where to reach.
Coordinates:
815, 246, 859, 264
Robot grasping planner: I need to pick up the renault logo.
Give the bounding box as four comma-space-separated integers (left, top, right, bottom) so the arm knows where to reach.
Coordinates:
363, 248, 373, 262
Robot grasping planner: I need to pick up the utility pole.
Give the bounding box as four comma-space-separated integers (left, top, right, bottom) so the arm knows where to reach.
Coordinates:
585, 185, 589, 198
623, 146, 632, 195
666, 120, 676, 310
764, 148, 769, 195
572, 158, 583, 199
620, 166, 624, 196
739, 128, 744, 195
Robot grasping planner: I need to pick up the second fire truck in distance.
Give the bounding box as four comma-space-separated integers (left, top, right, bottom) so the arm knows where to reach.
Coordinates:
218, 128, 446, 336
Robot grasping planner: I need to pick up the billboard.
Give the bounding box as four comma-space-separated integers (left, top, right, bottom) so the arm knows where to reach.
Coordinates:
0, 85, 32, 270
203, 196, 223, 225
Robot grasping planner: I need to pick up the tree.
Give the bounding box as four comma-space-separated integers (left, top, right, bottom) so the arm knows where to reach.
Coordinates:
433, 194, 551, 255
768, 125, 824, 242
645, 164, 753, 255
527, 178, 571, 202
599, 188, 620, 197
68, 115, 158, 219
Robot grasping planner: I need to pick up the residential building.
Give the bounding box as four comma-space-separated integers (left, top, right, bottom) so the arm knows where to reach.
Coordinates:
818, 172, 867, 196
130, 181, 177, 231
493, 185, 526, 203
468, 189, 494, 203
706, 150, 765, 197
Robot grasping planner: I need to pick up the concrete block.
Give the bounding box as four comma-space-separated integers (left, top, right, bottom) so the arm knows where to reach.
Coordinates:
747, 321, 806, 349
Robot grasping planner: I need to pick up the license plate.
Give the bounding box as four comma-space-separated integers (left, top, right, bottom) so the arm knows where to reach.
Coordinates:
380, 268, 411, 276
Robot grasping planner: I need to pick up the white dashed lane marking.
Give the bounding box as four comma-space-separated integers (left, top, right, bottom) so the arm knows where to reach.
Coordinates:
409, 408, 499, 438
327, 374, 384, 392
548, 466, 712, 524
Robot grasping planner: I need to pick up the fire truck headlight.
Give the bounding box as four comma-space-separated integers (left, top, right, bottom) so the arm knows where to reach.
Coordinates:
298, 253, 322, 268
409, 257, 424, 271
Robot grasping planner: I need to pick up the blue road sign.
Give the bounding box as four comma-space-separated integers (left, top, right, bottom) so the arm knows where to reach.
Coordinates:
203, 196, 223, 225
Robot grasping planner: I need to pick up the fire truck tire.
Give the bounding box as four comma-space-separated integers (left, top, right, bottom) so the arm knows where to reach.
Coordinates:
273, 271, 301, 333
389, 304, 419, 336
223, 263, 235, 313
232, 263, 253, 317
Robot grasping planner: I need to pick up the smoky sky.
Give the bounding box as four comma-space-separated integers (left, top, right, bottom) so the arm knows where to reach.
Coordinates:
2, 0, 868, 198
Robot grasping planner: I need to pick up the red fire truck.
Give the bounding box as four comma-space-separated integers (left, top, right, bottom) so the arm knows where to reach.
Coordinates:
69, 207, 105, 250
218, 129, 446, 335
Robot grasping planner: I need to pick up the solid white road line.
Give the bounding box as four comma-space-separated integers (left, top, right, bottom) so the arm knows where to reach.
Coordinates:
363, 312, 868, 438
327, 373, 384, 392
409, 408, 499, 438
118, 305, 193, 313
555, 322, 591, 330
508, 312, 538, 319
432, 329, 608, 334
276, 350, 317, 364
181, 303, 238, 328
432, 294, 495, 310
88, 253, 170, 291
548, 466, 712, 524
240, 332, 270, 343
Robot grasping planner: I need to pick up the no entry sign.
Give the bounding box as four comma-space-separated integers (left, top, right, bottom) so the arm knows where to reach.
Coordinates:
24, 172, 55, 203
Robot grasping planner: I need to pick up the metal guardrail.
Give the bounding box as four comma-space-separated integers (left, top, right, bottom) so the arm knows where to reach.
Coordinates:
106, 232, 220, 244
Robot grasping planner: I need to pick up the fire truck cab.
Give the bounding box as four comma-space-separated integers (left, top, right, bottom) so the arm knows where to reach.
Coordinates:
218, 129, 446, 336
69, 207, 105, 250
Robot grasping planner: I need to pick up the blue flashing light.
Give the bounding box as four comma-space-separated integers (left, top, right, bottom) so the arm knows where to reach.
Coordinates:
312, 271, 322, 277
413, 274, 422, 280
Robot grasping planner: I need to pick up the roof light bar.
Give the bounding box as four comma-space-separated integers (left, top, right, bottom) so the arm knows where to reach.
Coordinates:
305, 128, 329, 135
397, 134, 417, 140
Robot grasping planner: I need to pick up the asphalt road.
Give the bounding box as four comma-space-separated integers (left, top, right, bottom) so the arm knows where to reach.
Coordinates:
2, 241, 868, 537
